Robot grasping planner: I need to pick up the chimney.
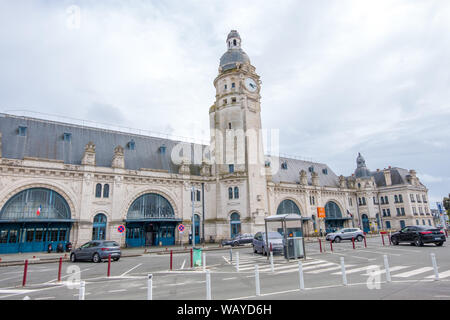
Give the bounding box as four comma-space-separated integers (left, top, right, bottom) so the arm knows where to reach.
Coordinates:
81, 142, 96, 166
111, 145, 125, 169
383, 168, 392, 186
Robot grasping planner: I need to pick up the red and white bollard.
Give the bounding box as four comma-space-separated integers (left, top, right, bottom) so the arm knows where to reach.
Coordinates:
319, 238, 323, 253
352, 237, 355, 250
381, 234, 385, 246
170, 250, 173, 271
329, 240, 333, 252
364, 236, 367, 248
107, 254, 111, 277
22, 260, 29, 287
190, 248, 193, 268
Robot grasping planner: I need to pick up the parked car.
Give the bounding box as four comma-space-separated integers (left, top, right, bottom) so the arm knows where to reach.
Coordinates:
222, 234, 254, 247
326, 228, 365, 243
390, 226, 446, 247
70, 240, 121, 263
253, 231, 284, 255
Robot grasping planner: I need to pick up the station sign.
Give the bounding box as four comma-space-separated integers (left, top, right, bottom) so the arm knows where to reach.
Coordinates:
317, 207, 326, 218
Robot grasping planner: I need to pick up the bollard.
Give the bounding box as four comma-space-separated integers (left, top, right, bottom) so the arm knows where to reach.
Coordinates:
352, 237, 355, 250
230, 248, 233, 262
236, 252, 240, 272
445, 229, 448, 238
58, 257, 63, 282
431, 253, 439, 281
190, 248, 193, 268
147, 274, 153, 300
170, 250, 173, 271
340, 257, 347, 286
319, 238, 322, 253
270, 243, 273, 253
22, 260, 29, 287
330, 240, 333, 252
298, 261, 305, 290
270, 251, 274, 273
203, 252, 206, 272
384, 255, 391, 283
381, 234, 385, 246
255, 265, 261, 296
206, 270, 211, 300
388, 234, 392, 246
107, 254, 111, 277
79, 281, 85, 300
364, 236, 367, 248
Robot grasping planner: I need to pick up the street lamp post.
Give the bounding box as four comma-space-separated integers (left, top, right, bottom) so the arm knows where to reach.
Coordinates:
191, 186, 195, 249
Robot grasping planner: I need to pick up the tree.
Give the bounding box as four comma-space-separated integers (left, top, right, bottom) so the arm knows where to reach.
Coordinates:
444, 194, 450, 214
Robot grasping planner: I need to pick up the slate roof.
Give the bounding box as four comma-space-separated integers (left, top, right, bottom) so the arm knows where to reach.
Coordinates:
0, 113, 206, 175
371, 168, 424, 188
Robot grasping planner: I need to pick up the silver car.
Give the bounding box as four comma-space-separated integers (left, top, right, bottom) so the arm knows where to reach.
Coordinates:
70, 240, 121, 263
253, 231, 284, 255
326, 228, 365, 243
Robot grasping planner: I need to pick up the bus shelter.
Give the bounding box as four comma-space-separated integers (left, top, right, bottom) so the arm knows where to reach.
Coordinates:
264, 214, 307, 261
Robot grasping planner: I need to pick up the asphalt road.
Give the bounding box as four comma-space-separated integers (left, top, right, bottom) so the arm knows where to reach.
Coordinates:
1, 236, 450, 300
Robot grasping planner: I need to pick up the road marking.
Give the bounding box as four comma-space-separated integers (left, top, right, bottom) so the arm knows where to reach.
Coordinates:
120, 263, 142, 277
181, 259, 186, 269
222, 277, 237, 281
275, 262, 336, 275
35, 296, 55, 300
332, 265, 379, 275
306, 265, 355, 274
393, 267, 434, 278
328, 252, 374, 261
362, 266, 409, 276
355, 249, 402, 257
426, 270, 450, 279
108, 289, 127, 293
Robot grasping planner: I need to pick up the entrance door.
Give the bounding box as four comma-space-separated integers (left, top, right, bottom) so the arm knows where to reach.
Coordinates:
362, 215, 370, 233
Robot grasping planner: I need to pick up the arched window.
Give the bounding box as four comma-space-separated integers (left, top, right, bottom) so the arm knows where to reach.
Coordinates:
234, 187, 239, 199
92, 214, 107, 240
127, 193, 174, 219
228, 187, 233, 200
277, 199, 301, 215
325, 201, 342, 219
95, 184, 102, 198
103, 184, 110, 198
230, 212, 241, 238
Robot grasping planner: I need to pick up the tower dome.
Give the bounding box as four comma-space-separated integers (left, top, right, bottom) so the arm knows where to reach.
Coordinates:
355, 153, 371, 178
219, 30, 251, 71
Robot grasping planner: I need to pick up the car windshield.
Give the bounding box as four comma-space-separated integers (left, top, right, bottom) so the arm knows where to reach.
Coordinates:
103, 241, 119, 247
265, 232, 282, 239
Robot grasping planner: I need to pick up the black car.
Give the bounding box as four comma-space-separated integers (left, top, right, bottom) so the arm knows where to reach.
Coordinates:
391, 226, 446, 247
221, 234, 254, 247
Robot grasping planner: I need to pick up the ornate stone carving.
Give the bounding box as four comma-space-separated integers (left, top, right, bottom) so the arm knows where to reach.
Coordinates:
178, 160, 191, 175
311, 172, 319, 187
112, 145, 125, 169
200, 161, 211, 177
339, 175, 346, 188
81, 142, 96, 166
299, 170, 308, 186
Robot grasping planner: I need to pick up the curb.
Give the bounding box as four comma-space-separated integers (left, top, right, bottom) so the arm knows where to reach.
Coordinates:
0, 254, 143, 267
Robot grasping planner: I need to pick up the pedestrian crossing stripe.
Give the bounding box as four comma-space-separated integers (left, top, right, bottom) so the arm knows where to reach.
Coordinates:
306, 265, 355, 274
392, 267, 434, 278
426, 270, 450, 279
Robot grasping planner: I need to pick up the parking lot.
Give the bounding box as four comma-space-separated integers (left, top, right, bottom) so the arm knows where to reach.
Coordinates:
1, 236, 450, 300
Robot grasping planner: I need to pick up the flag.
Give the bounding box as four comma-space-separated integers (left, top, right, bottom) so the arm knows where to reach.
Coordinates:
37, 205, 41, 216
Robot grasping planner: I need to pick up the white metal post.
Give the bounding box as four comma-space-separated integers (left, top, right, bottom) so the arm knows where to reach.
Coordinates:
147, 274, 153, 300
236, 252, 239, 272
298, 261, 305, 290
431, 253, 439, 281
206, 270, 211, 300
340, 257, 347, 286
384, 255, 391, 283
79, 281, 85, 300
203, 252, 206, 272
270, 251, 274, 273
230, 248, 233, 262
255, 265, 261, 296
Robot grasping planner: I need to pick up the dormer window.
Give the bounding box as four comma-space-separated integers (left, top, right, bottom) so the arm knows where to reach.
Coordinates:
63, 133, 72, 142
281, 161, 288, 170
308, 166, 314, 173
232, 83, 236, 88
233, 39, 237, 46
18, 126, 27, 136
322, 168, 328, 175
228, 123, 232, 129
231, 97, 237, 103
159, 145, 166, 154
223, 99, 227, 105
224, 84, 227, 90
128, 139, 136, 150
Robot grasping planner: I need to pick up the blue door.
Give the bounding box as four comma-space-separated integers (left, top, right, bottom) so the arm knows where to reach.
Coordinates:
230, 213, 241, 238
92, 214, 107, 240
194, 215, 201, 244
362, 215, 370, 233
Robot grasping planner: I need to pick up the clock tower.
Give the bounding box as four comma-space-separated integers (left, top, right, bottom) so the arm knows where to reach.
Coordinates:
209, 30, 269, 234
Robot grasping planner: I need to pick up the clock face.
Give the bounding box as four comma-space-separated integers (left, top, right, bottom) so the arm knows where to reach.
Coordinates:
245, 78, 258, 92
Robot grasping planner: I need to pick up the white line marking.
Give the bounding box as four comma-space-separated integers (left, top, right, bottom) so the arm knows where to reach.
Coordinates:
426, 270, 450, 279
120, 263, 142, 277
108, 289, 127, 293
222, 277, 237, 281
361, 266, 409, 276
393, 267, 434, 278
332, 265, 379, 275
181, 259, 186, 269
306, 265, 355, 274
35, 297, 55, 300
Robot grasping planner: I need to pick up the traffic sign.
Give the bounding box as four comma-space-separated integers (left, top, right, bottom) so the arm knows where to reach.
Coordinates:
178, 224, 185, 233
117, 225, 125, 233
317, 207, 326, 218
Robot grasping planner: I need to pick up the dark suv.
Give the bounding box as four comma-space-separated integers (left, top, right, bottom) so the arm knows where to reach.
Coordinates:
390, 226, 446, 247
70, 240, 121, 263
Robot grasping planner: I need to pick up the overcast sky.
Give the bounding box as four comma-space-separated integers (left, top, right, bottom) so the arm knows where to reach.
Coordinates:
0, 0, 449, 208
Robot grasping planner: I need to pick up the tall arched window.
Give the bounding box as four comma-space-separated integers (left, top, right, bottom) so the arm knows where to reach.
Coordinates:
127, 193, 174, 219
228, 187, 233, 200
95, 184, 102, 198
276, 199, 301, 215
234, 187, 239, 199
92, 214, 107, 240
103, 184, 110, 198
230, 212, 241, 238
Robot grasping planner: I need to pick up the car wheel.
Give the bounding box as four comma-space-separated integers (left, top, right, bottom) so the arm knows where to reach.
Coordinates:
70, 253, 77, 262
263, 247, 267, 256
92, 253, 101, 263
113, 257, 120, 261
334, 237, 341, 243
436, 242, 444, 247
391, 237, 399, 246
232, 242, 238, 247
414, 237, 423, 247
356, 235, 364, 242
253, 246, 257, 254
